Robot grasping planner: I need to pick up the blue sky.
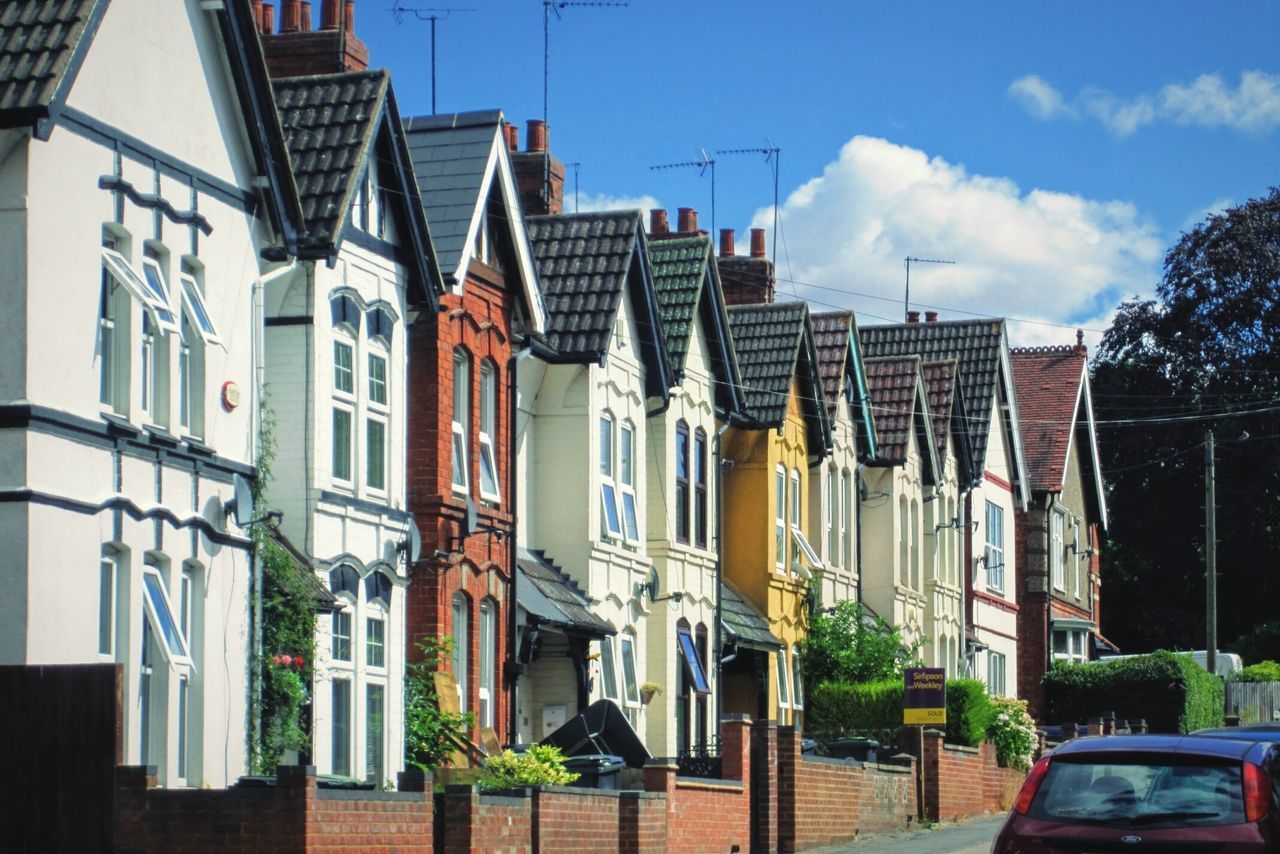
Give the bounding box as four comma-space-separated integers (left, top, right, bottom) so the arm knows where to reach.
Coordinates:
351, 1, 1279, 344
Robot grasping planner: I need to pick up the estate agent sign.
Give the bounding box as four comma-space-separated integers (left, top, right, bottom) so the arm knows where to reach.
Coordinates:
903, 667, 947, 725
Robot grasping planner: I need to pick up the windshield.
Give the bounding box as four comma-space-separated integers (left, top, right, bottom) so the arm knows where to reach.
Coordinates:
1028, 754, 1246, 829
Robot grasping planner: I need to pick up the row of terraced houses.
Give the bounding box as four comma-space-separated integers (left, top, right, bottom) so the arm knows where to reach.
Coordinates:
0, 0, 1108, 796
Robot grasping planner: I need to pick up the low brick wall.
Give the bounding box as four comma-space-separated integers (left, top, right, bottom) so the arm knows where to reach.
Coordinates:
776, 727, 917, 851
921, 729, 1024, 822
114, 765, 432, 853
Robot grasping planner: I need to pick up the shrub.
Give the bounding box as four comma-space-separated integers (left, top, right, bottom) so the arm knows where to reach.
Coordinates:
988, 697, 1037, 771
477, 744, 580, 791
799, 601, 926, 688
1234, 660, 1280, 682
807, 677, 992, 747
405, 637, 474, 772
1042, 650, 1224, 733
1230, 621, 1280, 666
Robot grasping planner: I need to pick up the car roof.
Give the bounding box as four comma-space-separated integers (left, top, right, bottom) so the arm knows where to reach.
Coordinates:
1195, 725, 1280, 740
1051, 734, 1269, 761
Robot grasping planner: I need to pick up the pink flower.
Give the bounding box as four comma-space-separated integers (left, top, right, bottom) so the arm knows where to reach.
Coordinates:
280, 655, 293, 667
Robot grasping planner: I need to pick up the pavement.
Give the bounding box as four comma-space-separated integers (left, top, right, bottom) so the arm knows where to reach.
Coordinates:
804, 814, 1005, 853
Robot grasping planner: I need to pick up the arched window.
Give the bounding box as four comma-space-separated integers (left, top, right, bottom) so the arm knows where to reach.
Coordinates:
675, 420, 690, 544
826, 466, 838, 565
478, 599, 496, 729
898, 496, 909, 586
330, 565, 360, 598
478, 360, 501, 502
694, 429, 708, 548
620, 420, 639, 542
599, 412, 622, 539
451, 350, 471, 493
841, 469, 853, 570
365, 570, 393, 606
451, 593, 469, 712
910, 499, 920, 590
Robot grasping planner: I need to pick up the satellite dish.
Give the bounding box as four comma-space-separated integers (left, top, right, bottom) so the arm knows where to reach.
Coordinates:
792, 561, 814, 583
646, 567, 660, 602
225, 473, 255, 528
399, 515, 422, 564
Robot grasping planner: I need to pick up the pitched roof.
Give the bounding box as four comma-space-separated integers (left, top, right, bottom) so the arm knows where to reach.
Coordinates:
726, 302, 831, 453
525, 210, 671, 395
273, 70, 386, 245
921, 359, 959, 463
649, 236, 709, 370
517, 550, 614, 638
811, 310, 852, 422
0, 0, 102, 122
864, 356, 926, 465
1010, 343, 1107, 528
720, 581, 781, 650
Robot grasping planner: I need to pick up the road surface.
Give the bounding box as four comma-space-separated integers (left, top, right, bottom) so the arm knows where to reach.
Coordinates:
806, 814, 1005, 853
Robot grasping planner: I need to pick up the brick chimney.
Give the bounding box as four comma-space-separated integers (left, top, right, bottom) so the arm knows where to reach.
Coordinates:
650, 209, 669, 236
510, 119, 565, 216
260, 0, 369, 78
718, 226, 774, 306
925, 311, 939, 323
1074, 329, 1087, 356
504, 122, 519, 152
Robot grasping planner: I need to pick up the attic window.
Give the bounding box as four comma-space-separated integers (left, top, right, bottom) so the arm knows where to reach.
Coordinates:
366, 306, 394, 343
331, 294, 360, 331
365, 570, 393, 606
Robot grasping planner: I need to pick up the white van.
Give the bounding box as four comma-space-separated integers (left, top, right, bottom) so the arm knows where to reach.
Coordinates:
1097, 650, 1242, 678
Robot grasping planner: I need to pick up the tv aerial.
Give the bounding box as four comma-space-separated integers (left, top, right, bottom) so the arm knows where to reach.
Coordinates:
717, 142, 780, 268
650, 149, 716, 235
389, 3, 476, 114
903, 256, 956, 320
223, 473, 282, 529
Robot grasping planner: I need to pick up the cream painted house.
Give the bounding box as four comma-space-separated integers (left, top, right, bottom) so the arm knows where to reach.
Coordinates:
643, 232, 745, 756
0, 0, 305, 786
516, 210, 673, 744
860, 357, 939, 649
264, 68, 441, 784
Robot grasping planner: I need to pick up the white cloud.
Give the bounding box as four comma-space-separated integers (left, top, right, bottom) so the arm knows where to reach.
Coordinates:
1010, 70, 1280, 137
745, 136, 1163, 347
572, 192, 662, 215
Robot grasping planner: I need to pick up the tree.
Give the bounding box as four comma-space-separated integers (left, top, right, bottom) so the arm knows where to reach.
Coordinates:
1094, 187, 1280, 652
404, 636, 474, 772
798, 600, 925, 687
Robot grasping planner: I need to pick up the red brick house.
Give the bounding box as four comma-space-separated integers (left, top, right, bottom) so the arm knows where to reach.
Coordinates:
1011, 333, 1110, 719
401, 112, 546, 744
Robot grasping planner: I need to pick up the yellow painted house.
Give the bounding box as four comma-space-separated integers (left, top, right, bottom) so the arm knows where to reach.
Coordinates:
721, 302, 831, 728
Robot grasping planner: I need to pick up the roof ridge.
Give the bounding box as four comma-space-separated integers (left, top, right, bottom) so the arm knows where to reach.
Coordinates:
1010, 345, 1084, 356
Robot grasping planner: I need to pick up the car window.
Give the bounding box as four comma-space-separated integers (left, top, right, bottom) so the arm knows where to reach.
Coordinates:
1029, 755, 1246, 829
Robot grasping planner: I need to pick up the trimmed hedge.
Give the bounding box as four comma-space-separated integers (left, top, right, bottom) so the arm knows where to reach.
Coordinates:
807, 677, 992, 747
1043, 651, 1224, 733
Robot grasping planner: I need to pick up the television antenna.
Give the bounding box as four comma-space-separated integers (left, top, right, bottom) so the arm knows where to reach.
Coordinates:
717, 142, 780, 267
903, 256, 955, 320
543, 2, 627, 127
650, 149, 716, 235
390, 3, 475, 114
565, 162, 581, 212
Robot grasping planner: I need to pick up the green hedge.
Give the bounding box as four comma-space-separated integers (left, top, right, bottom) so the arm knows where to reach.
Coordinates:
1043, 651, 1224, 733
806, 677, 992, 747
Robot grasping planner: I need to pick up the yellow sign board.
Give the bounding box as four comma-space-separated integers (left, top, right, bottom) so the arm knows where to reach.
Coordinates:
904, 707, 947, 725
903, 667, 947, 726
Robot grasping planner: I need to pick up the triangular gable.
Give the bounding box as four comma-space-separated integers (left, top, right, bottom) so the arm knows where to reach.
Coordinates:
812, 310, 879, 461
273, 70, 441, 307
864, 356, 940, 483
402, 110, 544, 330
1064, 363, 1109, 532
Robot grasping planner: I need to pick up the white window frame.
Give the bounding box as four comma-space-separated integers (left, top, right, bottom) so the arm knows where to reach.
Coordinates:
365, 682, 386, 785
776, 646, 791, 713
368, 351, 388, 406
599, 412, 623, 540
1072, 518, 1083, 599
452, 594, 469, 713
478, 361, 501, 503
366, 614, 386, 669
792, 525, 822, 567
620, 420, 639, 543
791, 646, 804, 711
178, 272, 220, 347
1051, 509, 1065, 591
987, 651, 1006, 696
841, 469, 852, 571
332, 406, 353, 484
775, 465, 787, 570
332, 609, 353, 662
451, 351, 471, 495
334, 339, 355, 395
332, 677, 352, 777
366, 415, 386, 493
98, 556, 116, 658
599, 637, 619, 701
101, 248, 177, 333
138, 255, 181, 335
826, 466, 837, 566
176, 674, 190, 785
177, 312, 192, 430
141, 568, 192, 670
619, 633, 640, 707
478, 599, 495, 729
985, 501, 1005, 592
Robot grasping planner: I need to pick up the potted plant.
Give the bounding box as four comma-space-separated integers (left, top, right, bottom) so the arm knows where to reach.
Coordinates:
639, 681, 663, 705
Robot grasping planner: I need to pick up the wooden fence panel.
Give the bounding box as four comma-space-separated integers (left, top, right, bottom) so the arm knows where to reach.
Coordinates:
1226, 681, 1280, 723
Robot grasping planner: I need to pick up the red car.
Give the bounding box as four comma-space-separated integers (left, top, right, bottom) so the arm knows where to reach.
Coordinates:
993, 734, 1280, 852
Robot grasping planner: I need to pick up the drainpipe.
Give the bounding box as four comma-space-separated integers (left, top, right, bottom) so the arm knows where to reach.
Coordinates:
855, 463, 865, 606
713, 420, 731, 731
507, 341, 536, 743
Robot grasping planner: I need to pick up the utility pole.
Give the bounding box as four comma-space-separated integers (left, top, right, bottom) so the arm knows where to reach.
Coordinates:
1205, 429, 1217, 676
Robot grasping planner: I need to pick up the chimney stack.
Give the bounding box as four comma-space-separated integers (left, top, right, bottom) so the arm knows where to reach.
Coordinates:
510, 118, 564, 215
1074, 329, 1088, 356
252, 1, 264, 31
650, 209, 669, 235
260, 0, 368, 77
907, 310, 921, 323
925, 311, 939, 323
719, 228, 734, 257
677, 207, 698, 234
749, 228, 767, 258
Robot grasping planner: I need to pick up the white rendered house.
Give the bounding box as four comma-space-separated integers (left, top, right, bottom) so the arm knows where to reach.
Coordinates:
0, 0, 305, 786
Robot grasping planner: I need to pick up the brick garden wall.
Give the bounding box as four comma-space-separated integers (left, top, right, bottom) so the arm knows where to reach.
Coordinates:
920, 729, 1024, 822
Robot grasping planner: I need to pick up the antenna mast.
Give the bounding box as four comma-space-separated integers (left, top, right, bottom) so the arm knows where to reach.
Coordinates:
566, 161, 581, 213
903, 256, 956, 320
717, 142, 780, 267
390, 3, 475, 114
650, 150, 716, 234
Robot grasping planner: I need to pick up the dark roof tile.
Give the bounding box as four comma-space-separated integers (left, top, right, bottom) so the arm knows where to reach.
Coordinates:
517, 550, 614, 637
649, 236, 709, 370
0, 0, 97, 114
864, 356, 922, 464
720, 581, 781, 649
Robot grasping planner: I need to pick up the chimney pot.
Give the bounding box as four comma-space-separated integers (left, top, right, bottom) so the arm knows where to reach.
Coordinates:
1074, 328, 1087, 356
719, 228, 735, 257
320, 0, 340, 29
650, 209, 669, 235
281, 0, 301, 31
251, 1, 264, 31
749, 228, 766, 258
300, 1, 312, 30
344, 0, 355, 34
526, 119, 547, 153
505, 122, 519, 151
907, 310, 921, 324
677, 207, 697, 234
261, 2, 276, 34
925, 311, 939, 323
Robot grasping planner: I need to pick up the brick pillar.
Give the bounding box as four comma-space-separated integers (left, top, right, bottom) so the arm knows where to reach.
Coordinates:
443, 784, 480, 850
921, 729, 944, 821
776, 726, 800, 852
1060, 720, 1076, 741
1087, 717, 1104, 736
113, 765, 157, 850
643, 758, 678, 849
750, 720, 778, 854
721, 715, 752, 782
276, 764, 316, 846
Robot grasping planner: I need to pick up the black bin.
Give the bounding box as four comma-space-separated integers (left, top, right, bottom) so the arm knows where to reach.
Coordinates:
825, 737, 879, 762
563, 754, 626, 790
